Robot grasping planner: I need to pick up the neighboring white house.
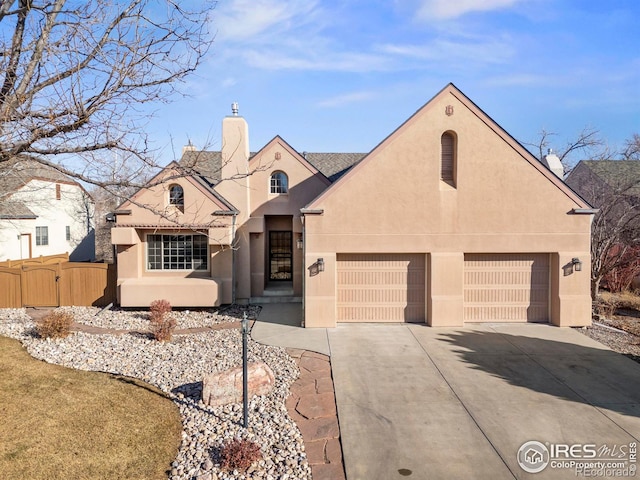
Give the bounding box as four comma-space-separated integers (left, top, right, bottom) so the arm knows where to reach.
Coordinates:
0, 157, 95, 261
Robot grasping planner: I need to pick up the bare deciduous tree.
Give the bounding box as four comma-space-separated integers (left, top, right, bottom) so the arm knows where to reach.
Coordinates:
0, 0, 215, 190
588, 181, 640, 297
623, 133, 640, 161
525, 126, 606, 174
566, 133, 640, 297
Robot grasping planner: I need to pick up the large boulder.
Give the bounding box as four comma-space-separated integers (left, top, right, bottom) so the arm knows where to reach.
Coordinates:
202, 362, 275, 407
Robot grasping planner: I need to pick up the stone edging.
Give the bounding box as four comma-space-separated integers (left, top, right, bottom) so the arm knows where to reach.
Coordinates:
285, 348, 346, 480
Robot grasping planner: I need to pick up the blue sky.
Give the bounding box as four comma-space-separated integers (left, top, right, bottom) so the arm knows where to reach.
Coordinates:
148, 0, 639, 165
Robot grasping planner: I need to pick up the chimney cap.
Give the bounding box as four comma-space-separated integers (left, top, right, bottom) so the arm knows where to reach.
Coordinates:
182, 139, 196, 155
231, 102, 239, 116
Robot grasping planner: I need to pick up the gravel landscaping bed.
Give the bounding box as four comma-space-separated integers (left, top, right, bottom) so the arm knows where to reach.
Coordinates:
578, 319, 640, 361
0, 307, 311, 480
58, 305, 261, 331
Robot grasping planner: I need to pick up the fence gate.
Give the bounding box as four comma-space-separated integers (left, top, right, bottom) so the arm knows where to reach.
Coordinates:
21, 264, 60, 307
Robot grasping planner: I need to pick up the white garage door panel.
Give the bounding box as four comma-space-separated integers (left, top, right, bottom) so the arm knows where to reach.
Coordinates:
337, 254, 425, 322
464, 254, 549, 323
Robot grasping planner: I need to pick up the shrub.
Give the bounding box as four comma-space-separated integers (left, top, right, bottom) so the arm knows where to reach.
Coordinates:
218, 438, 262, 472
151, 316, 177, 342
595, 296, 619, 319
36, 311, 74, 339
149, 299, 176, 342
149, 299, 172, 323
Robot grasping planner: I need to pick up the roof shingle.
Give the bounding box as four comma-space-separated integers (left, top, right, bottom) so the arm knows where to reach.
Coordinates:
179, 150, 365, 184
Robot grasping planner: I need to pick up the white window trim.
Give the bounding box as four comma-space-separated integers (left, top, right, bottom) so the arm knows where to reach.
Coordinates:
168, 184, 185, 210
269, 171, 289, 195
145, 233, 209, 272
36, 226, 49, 246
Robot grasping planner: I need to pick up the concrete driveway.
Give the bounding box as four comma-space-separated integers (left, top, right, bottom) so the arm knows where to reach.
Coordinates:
329, 323, 640, 480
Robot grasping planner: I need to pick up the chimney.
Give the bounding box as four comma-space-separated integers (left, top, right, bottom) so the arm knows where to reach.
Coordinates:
542, 148, 564, 179
182, 140, 196, 156
217, 102, 250, 220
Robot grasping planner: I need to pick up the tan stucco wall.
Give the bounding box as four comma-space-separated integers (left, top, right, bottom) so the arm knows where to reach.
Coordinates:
304, 86, 592, 328
232, 138, 330, 301
114, 168, 233, 231
111, 166, 236, 307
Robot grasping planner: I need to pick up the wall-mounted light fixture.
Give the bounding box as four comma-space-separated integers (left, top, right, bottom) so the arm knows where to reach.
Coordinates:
297, 235, 303, 250
317, 258, 325, 272
572, 258, 583, 272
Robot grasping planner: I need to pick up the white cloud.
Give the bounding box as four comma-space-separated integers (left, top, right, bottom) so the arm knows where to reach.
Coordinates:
317, 91, 376, 108
414, 0, 527, 20
242, 49, 391, 73
212, 0, 392, 73
378, 34, 516, 65
211, 1, 520, 74
482, 73, 554, 87
214, 0, 320, 41
221, 77, 238, 88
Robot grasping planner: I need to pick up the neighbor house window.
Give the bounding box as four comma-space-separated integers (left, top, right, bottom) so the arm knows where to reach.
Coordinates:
36, 226, 48, 246
270, 171, 288, 194
65, 226, 71, 241
147, 234, 208, 270
169, 184, 184, 208
441, 131, 456, 186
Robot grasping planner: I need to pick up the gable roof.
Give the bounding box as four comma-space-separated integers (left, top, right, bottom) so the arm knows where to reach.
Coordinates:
306, 82, 591, 210
571, 160, 640, 196
303, 153, 367, 182
0, 201, 37, 219
180, 148, 365, 183
117, 160, 237, 214
0, 156, 83, 219
0, 156, 77, 195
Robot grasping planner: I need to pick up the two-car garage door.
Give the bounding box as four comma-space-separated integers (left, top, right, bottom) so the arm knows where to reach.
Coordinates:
336, 253, 549, 323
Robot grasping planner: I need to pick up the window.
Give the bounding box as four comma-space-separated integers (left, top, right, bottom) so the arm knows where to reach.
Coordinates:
270, 171, 288, 194
169, 184, 184, 209
441, 131, 456, 186
65, 226, 71, 241
55, 183, 61, 200
36, 226, 48, 246
147, 234, 208, 270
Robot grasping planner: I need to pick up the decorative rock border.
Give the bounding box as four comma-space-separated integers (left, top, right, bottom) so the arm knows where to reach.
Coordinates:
24, 308, 345, 479
285, 348, 346, 480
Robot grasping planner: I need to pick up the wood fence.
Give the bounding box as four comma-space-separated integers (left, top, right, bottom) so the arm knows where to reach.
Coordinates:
0, 254, 117, 308
0, 252, 70, 268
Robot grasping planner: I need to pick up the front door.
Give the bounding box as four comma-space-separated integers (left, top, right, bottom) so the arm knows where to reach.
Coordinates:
269, 231, 292, 281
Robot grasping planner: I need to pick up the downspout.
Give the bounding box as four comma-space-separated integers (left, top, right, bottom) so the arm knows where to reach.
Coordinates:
300, 214, 305, 328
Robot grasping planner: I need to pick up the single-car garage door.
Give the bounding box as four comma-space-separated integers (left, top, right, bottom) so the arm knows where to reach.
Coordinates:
337, 253, 425, 322
464, 253, 549, 323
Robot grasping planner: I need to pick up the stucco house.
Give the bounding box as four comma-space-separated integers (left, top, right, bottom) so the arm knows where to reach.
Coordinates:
0, 157, 95, 262
111, 84, 593, 327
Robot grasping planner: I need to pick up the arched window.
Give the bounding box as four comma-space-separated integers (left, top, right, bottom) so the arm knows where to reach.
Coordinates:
270, 171, 288, 194
441, 132, 456, 186
169, 184, 184, 208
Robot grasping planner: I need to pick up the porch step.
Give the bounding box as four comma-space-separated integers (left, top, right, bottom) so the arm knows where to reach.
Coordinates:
249, 296, 302, 304
263, 288, 294, 296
